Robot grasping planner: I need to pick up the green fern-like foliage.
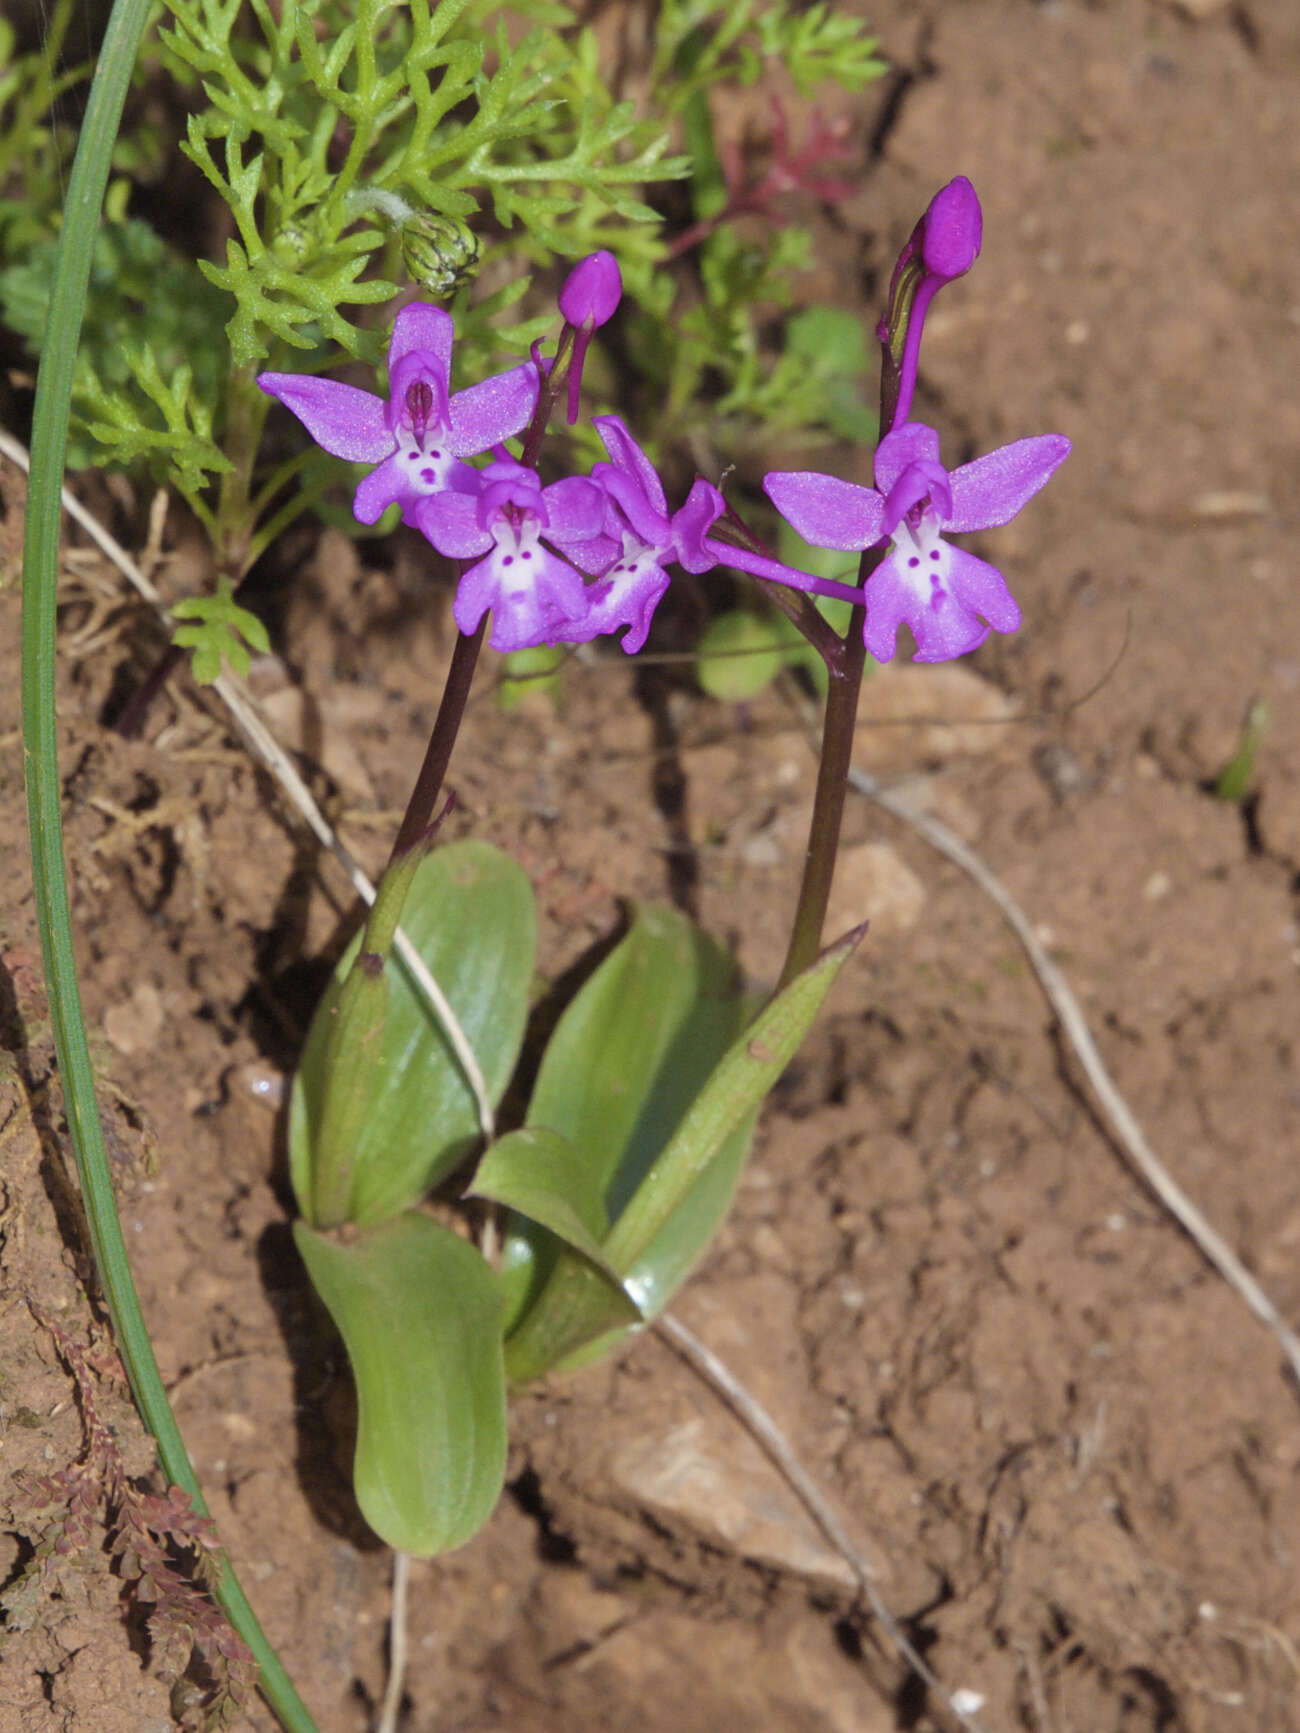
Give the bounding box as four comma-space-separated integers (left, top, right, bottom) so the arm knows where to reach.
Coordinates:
0, 0, 885, 579
0, 219, 236, 482
161, 0, 687, 369
648, 0, 884, 113
171, 580, 271, 683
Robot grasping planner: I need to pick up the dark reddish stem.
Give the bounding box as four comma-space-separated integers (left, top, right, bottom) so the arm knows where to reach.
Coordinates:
385, 617, 485, 868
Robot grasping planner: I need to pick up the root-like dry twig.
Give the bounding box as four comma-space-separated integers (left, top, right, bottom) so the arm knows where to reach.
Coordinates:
0, 429, 494, 1140
845, 761, 1300, 1395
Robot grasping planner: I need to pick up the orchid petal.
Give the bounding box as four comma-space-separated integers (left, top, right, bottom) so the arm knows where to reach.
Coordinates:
388, 303, 454, 378
945, 435, 1071, 531
446, 363, 539, 456
414, 489, 493, 560
921, 177, 982, 280
763, 472, 884, 551
353, 452, 411, 524
669, 479, 726, 573
942, 545, 1021, 634
863, 554, 988, 664
575, 560, 672, 654
548, 529, 624, 575
454, 542, 589, 653
592, 415, 668, 519
559, 252, 622, 327
258, 375, 392, 464
543, 475, 608, 542
873, 422, 942, 495
389, 349, 451, 432
592, 463, 671, 551
880, 459, 952, 537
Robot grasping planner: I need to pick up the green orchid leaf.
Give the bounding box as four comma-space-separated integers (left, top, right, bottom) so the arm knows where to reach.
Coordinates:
530, 903, 745, 1197
290, 840, 535, 1227
469, 1127, 617, 1276
602, 925, 865, 1283
472, 1126, 641, 1385
501, 903, 755, 1377
503, 1246, 644, 1386
294, 1212, 506, 1556
501, 903, 745, 1327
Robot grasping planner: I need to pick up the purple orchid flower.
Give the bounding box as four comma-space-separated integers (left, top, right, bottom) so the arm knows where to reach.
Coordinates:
412, 458, 607, 654
544, 415, 872, 654
764, 421, 1071, 663
546, 415, 728, 654
258, 303, 538, 527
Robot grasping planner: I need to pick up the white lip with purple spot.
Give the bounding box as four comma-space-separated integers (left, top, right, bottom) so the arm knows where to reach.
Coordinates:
890, 512, 951, 609
399, 437, 458, 497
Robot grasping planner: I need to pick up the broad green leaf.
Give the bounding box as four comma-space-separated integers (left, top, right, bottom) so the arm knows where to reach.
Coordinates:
603, 926, 864, 1283
290, 840, 535, 1227
503, 1245, 643, 1386
529, 903, 743, 1199
501, 904, 760, 1376
501, 904, 744, 1329
473, 1127, 641, 1385
469, 1127, 617, 1276
294, 1212, 506, 1556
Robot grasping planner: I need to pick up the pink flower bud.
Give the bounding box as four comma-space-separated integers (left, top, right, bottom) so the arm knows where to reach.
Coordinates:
921, 176, 982, 281
558, 250, 622, 328
556, 251, 623, 424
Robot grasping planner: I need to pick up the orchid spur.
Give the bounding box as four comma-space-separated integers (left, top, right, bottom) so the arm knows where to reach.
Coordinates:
258, 303, 538, 526
765, 421, 1071, 663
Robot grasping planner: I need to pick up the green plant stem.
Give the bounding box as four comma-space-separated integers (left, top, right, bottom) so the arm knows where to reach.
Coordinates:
776, 589, 868, 989
215, 365, 273, 577
20, 0, 317, 1726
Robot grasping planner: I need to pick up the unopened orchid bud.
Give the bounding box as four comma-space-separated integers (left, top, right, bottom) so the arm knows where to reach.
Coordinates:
558, 250, 622, 328
557, 251, 623, 424
921, 175, 982, 280
878, 176, 984, 434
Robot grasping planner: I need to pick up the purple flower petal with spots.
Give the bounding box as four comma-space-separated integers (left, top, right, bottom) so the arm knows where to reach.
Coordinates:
453, 533, 590, 653
763, 419, 1069, 664
258, 302, 538, 528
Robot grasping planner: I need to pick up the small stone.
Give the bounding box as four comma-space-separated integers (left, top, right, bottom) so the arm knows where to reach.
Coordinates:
825, 842, 926, 940
104, 982, 165, 1056
610, 1418, 857, 1591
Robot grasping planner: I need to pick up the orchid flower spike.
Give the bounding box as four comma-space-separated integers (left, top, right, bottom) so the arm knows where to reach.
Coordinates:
878, 176, 982, 431
765, 421, 1071, 664
258, 304, 538, 526
557, 250, 622, 425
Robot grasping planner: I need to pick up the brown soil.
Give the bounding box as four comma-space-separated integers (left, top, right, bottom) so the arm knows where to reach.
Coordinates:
3, 1, 1299, 1729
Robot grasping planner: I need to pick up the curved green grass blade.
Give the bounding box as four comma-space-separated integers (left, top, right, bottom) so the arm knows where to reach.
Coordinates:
294, 1213, 508, 1555
20, 1, 316, 1724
